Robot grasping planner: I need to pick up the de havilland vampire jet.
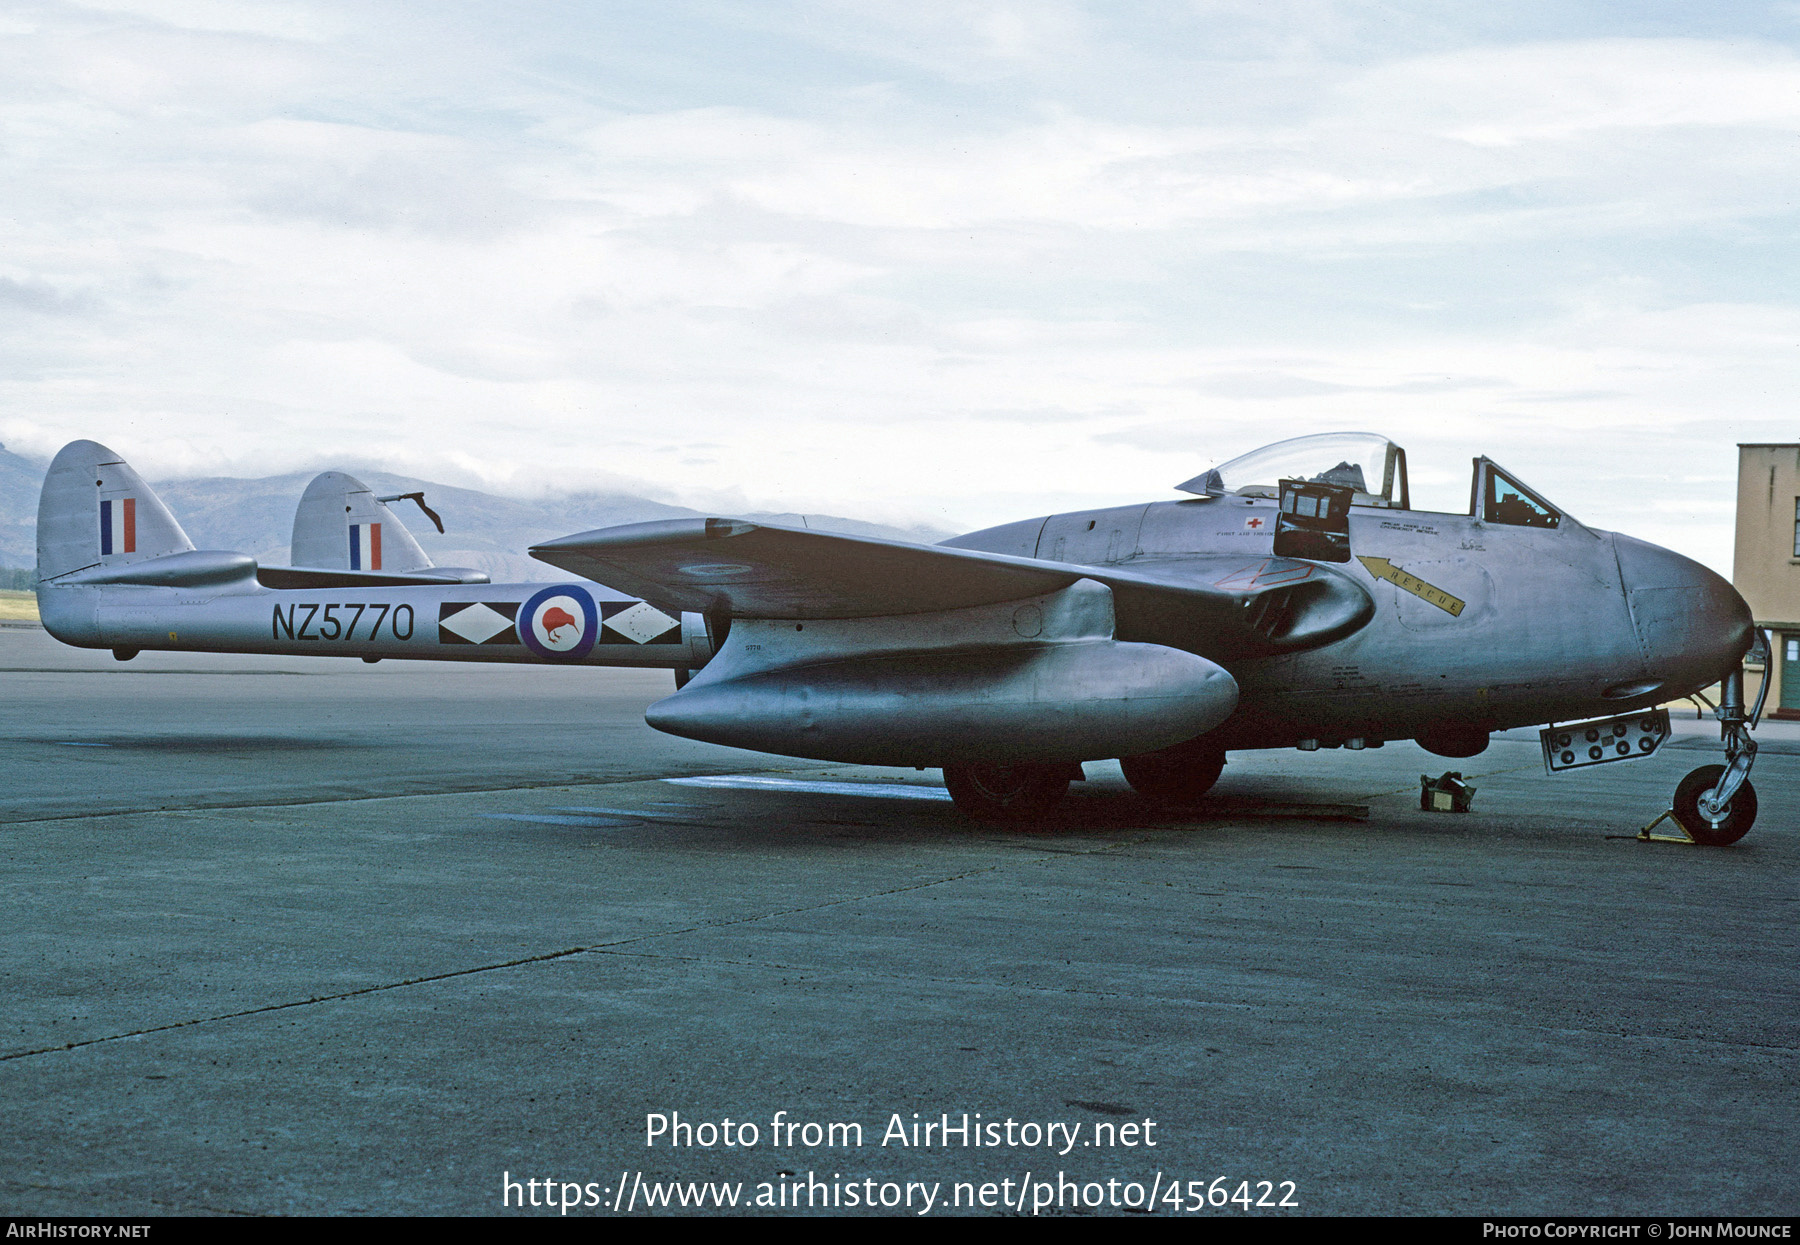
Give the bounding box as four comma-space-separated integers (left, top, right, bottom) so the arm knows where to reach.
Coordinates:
33, 432, 1765, 843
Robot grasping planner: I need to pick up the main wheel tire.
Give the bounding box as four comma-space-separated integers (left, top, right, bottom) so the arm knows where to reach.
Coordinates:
1119, 736, 1227, 805
942, 763, 1070, 823
1672, 764, 1757, 846
1415, 723, 1490, 758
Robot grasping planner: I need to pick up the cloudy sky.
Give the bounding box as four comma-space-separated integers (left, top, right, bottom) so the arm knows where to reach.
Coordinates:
3, 1, 1799, 569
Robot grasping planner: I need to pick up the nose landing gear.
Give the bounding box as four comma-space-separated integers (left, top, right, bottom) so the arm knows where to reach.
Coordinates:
1664, 648, 1766, 846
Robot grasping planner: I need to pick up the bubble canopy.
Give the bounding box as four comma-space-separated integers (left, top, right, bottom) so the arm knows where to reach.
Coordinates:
1176, 432, 1409, 509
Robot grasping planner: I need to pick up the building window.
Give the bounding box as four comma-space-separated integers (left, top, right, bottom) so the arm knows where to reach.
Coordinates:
1788, 637, 1799, 666
1794, 498, 1800, 557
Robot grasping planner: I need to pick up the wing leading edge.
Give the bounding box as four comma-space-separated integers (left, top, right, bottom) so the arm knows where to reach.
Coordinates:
530, 519, 1372, 659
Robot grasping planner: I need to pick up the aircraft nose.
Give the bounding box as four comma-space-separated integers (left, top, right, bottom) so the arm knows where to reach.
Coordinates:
1613, 534, 1754, 691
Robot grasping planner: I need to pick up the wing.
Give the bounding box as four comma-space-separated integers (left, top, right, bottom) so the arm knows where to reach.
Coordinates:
530, 519, 1372, 658
532, 518, 1072, 618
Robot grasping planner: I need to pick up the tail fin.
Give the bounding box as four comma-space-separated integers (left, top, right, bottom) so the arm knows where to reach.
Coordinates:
291, 471, 432, 573
37, 440, 195, 582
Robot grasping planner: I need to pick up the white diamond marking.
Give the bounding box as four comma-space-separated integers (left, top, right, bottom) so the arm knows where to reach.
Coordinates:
440, 603, 513, 645
605, 600, 678, 644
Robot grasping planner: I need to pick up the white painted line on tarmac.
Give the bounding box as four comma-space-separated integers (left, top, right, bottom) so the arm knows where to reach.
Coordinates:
552, 807, 654, 817
480, 813, 638, 828
664, 775, 952, 802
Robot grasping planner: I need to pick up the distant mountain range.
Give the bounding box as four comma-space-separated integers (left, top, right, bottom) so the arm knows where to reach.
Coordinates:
0, 444, 40, 571
0, 443, 955, 580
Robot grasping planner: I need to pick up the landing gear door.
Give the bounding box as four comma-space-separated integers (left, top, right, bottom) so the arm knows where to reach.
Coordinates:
1273, 479, 1354, 563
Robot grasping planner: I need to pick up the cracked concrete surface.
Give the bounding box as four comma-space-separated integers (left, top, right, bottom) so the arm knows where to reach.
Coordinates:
1, 628, 1795, 1216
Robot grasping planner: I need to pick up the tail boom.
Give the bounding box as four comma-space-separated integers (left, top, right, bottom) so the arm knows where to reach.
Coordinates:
38, 579, 711, 669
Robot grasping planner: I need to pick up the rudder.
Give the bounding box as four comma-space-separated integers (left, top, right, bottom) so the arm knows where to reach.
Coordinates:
37, 440, 195, 582
291, 471, 433, 573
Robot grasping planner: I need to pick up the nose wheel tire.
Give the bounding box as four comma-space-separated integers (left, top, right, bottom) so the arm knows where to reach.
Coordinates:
942, 763, 1070, 822
1119, 737, 1227, 805
1672, 764, 1757, 846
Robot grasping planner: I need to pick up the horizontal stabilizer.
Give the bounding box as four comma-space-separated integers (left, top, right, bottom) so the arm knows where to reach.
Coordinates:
51, 553, 491, 591
59, 550, 256, 589
256, 565, 491, 590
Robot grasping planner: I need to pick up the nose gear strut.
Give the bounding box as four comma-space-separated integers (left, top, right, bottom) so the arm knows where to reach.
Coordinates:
1660, 633, 1767, 846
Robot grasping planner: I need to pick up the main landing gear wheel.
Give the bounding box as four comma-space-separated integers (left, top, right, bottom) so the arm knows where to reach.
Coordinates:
941, 763, 1070, 822
1672, 764, 1757, 847
1119, 736, 1227, 805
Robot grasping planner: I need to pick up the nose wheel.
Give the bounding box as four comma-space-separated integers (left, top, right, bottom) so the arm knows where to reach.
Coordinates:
1671, 764, 1757, 846
1657, 649, 1765, 846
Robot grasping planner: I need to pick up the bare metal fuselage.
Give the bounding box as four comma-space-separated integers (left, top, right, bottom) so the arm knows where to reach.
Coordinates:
37, 479, 1751, 764
946, 493, 1750, 752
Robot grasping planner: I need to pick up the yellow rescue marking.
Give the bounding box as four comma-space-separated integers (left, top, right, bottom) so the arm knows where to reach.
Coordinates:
1356, 556, 1465, 616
